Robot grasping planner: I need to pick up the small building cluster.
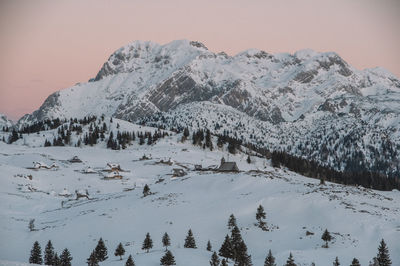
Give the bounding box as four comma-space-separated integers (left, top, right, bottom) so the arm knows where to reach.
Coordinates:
32, 162, 58, 170
68, 156, 82, 163
103, 163, 124, 179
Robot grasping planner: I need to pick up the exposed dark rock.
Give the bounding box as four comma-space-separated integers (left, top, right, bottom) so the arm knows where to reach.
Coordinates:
190, 41, 208, 50
270, 106, 285, 124
294, 70, 318, 83
318, 100, 336, 113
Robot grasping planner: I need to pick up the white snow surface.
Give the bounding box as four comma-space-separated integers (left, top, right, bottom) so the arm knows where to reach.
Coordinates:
0, 128, 399, 265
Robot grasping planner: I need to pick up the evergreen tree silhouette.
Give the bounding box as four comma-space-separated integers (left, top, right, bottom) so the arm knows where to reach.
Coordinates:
59, 248, 73, 266
29, 241, 43, 264
94, 238, 108, 261
142, 233, 153, 253
160, 250, 176, 266
44, 240, 55, 265
162, 232, 171, 251
210, 252, 220, 266
376, 239, 391, 266
114, 242, 125, 260
125, 255, 135, 266
264, 249, 276, 266
184, 229, 197, 248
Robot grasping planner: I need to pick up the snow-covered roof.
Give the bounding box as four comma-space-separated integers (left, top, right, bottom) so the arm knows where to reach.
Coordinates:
107, 171, 122, 178
84, 167, 96, 173
107, 163, 120, 168
59, 188, 72, 196
33, 162, 49, 168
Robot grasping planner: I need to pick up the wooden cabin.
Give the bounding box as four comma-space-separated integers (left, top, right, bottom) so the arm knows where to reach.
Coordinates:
83, 167, 96, 174
69, 156, 82, 163
217, 157, 239, 172
75, 189, 89, 200
172, 168, 186, 177
106, 171, 123, 179
105, 163, 121, 172
32, 162, 58, 169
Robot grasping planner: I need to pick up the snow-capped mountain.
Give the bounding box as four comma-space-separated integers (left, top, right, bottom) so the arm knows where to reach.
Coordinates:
0, 113, 13, 128
18, 40, 400, 176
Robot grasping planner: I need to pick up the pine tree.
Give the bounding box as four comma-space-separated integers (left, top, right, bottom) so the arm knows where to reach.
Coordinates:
247, 155, 251, 164
143, 184, 150, 197
284, 253, 296, 266
264, 249, 276, 266
139, 135, 145, 145
162, 232, 171, 251
321, 229, 332, 248
44, 240, 55, 265
94, 238, 108, 261
235, 240, 252, 266
376, 239, 391, 266
206, 240, 212, 251
369, 258, 379, 266
183, 128, 190, 141
333, 257, 340, 266
29, 241, 43, 264
107, 131, 114, 149
350, 258, 361, 266
256, 205, 267, 229
228, 140, 236, 154
114, 242, 125, 260
87, 251, 99, 266
184, 229, 197, 248
231, 225, 243, 254
125, 255, 135, 266
219, 235, 234, 261
228, 214, 237, 229
217, 136, 224, 148
53, 252, 60, 266
59, 248, 73, 266
142, 232, 153, 253
205, 129, 213, 151
210, 251, 220, 266
160, 250, 176, 266
221, 259, 228, 266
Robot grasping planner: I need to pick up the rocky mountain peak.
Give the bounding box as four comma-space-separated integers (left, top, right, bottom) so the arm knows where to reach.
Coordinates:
94, 39, 210, 81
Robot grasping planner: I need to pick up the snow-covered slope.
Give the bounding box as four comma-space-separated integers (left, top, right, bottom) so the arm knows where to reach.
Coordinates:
0, 133, 399, 265
17, 40, 400, 176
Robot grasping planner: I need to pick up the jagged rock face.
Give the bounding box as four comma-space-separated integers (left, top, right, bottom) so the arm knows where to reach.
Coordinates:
20, 40, 400, 127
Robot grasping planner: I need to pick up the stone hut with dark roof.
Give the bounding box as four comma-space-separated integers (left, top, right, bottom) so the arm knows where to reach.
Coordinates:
217, 157, 239, 172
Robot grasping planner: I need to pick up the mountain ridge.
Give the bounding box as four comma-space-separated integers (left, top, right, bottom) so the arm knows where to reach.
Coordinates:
16, 39, 400, 176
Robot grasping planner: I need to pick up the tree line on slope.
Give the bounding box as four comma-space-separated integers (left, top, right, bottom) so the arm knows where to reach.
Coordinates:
3, 115, 169, 149
183, 127, 400, 191
28, 210, 392, 266
139, 111, 400, 184
4, 117, 398, 191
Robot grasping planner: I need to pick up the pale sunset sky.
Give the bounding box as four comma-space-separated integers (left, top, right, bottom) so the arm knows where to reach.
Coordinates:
0, 0, 399, 121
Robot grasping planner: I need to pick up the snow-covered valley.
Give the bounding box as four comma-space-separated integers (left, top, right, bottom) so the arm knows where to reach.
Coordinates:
0, 127, 399, 265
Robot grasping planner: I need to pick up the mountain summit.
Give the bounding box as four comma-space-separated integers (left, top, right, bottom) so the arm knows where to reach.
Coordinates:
18, 40, 400, 176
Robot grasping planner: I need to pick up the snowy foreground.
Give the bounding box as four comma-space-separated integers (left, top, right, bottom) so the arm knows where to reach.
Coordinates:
0, 136, 399, 266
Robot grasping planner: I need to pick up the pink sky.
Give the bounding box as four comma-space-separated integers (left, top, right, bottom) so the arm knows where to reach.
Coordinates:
0, 0, 399, 121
